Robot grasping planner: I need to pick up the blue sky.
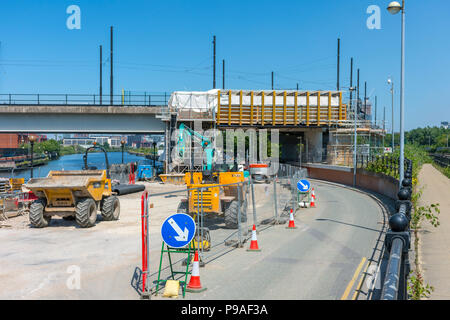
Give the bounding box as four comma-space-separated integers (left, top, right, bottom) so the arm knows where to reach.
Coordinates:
0, 0, 449, 130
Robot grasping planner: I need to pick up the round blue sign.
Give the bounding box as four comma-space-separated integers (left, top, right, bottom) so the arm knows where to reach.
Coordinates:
297, 179, 311, 193
161, 213, 196, 248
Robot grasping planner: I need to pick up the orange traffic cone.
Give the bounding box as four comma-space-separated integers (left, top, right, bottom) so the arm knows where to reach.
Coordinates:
286, 209, 297, 229
310, 194, 316, 208
186, 250, 207, 293
311, 188, 316, 200
247, 224, 261, 251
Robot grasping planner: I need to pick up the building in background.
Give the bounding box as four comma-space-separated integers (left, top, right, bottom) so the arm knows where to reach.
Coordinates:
441, 121, 449, 130
62, 137, 95, 148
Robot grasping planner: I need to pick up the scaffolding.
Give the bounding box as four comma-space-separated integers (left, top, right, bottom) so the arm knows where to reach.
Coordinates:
327, 119, 387, 167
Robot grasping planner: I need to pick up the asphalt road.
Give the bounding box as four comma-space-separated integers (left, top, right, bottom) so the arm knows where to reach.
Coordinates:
159, 180, 389, 300
0, 180, 388, 300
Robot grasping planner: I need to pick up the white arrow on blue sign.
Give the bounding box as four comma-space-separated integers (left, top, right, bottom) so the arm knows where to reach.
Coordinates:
161, 213, 196, 248
297, 179, 311, 193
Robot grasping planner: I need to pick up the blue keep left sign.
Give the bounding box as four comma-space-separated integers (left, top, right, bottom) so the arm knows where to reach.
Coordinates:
297, 179, 311, 193
161, 213, 196, 248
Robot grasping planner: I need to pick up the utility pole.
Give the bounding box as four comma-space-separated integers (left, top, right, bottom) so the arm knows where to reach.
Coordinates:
213, 35, 216, 89
364, 81, 367, 120
375, 96, 377, 126
337, 38, 340, 91
357, 69, 360, 115
110, 26, 113, 105
349, 58, 353, 114
383, 106, 386, 147
271, 71, 274, 90
222, 59, 225, 89
99, 45, 102, 105
296, 83, 299, 91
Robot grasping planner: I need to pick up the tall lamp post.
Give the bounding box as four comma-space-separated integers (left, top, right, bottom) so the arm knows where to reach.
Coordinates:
28, 134, 38, 179
120, 139, 126, 164
387, 0, 406, 186
387, 77, 395, 150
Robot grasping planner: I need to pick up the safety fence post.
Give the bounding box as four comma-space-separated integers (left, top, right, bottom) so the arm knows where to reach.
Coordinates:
140, 191, 151, 299
249, 175, 257, 230
237, 184, 243, 247
273, 174, 279, 223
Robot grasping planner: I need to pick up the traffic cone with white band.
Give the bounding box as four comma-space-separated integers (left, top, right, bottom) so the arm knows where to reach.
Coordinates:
286, 209, 297, 229
247, 224, 261, 251
186, 250, 207, 292
310, 192, 316, 208
311, 188, 316, 200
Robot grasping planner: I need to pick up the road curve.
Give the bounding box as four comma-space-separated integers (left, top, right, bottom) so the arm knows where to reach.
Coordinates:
182, 179, 387, 300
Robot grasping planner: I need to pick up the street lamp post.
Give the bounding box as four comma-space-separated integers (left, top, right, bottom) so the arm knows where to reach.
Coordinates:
387, 0, 406, 187
28, 134, 38, 179
388, 77, 395, 149
121, 139, 126, 164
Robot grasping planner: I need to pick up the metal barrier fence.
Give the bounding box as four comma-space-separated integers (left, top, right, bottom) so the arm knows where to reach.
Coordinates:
137, 163, 307, 297
430, 153, 450, 168
0, 93, 169, 106
380, 158, 413, 300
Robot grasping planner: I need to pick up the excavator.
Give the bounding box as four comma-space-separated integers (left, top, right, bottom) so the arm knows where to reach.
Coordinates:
175, 124, 248, 251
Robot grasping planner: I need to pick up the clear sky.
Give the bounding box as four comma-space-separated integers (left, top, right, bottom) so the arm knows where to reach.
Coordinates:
0, 0, 449, 130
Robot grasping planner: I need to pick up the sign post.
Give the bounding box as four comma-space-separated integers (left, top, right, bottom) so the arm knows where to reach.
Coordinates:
156, 213, 196, 297
296, 179, 312, 207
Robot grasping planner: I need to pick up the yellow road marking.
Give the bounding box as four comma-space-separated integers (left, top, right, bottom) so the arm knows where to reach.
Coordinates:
340, 257, 367, 300
351, 259, 370, 300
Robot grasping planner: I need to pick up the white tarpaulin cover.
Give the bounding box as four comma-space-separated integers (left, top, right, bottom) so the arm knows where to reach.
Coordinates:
168, 90, 341, 113
168, 89, 220, 113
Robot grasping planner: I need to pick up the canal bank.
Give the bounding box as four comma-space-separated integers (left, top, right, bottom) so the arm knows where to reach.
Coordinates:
0, 152, 160, 180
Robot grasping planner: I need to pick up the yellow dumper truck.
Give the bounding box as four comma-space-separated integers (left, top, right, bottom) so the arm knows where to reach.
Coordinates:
24, 145, 120, 228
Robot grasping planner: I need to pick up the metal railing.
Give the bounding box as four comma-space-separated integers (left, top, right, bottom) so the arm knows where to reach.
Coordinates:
0, 93, 169, 106
430, 153, 450, 168
380, 158, 413, 300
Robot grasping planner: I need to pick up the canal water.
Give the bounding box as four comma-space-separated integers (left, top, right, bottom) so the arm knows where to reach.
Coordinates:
0, 152, 161, 180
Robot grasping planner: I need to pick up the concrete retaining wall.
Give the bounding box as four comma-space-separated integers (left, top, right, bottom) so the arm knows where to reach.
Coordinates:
303, 163, 399, 199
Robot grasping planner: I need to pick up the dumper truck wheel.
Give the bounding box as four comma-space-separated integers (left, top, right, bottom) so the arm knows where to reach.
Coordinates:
101, 196, 120, 221
75, 198, 97, 228
224, 201, 241, 229
177, 201, 188, 214
29, 199, 51, 228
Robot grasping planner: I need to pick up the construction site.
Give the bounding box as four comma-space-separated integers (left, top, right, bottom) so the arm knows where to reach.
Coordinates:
0, 86, 392, 301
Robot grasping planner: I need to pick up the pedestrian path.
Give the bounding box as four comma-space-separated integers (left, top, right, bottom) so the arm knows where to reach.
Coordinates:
417, 164, 450, 299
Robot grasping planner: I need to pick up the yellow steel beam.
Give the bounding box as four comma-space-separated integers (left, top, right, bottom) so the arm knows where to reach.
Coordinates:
261, 91, 265, 126
283, 91, 287, 126
306, 92, 310, 126
239, 90, 243, 126
317, 91, 321, 126
339, 91, 343, 122
250, 91, 254, 125
328, 91, 332, 126
228, 90, 232, 125
272, 91, 276, 125
294, 91, 298, 125
217, 90, 221, 124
